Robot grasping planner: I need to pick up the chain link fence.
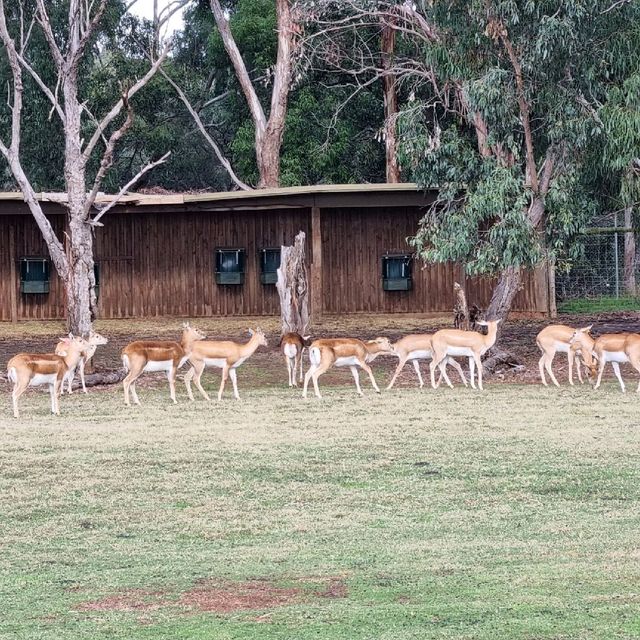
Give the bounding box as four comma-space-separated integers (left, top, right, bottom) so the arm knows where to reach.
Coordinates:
555, 211, 639, 308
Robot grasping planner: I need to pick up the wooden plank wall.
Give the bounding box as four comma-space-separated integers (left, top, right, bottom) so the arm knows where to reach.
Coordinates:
0, 205, 549, 320
321, 207, 549, 314
0, 215, 67, 321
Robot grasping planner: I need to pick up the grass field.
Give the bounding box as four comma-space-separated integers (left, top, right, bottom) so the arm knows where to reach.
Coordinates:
1, 378, 640, 639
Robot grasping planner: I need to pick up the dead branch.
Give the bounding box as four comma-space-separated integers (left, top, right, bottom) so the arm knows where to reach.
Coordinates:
89, 152, 171, 226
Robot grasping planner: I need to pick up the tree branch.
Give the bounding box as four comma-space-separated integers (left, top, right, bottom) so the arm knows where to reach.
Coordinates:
209, 0, 267, 133
89, 152, 171, 226
160, 68, 251, 190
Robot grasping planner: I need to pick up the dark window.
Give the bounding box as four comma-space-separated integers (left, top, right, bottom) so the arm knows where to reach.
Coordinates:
93, 263, 100, 299
382, 254, 412, 291
20, 257, 50, 294
260, 248, 280, 285
215, 249, 245, 285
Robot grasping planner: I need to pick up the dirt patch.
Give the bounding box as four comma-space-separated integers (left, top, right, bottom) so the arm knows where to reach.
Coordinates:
76, 576, 348, 616
179, 579, 303, 613
77, 590, 168, 612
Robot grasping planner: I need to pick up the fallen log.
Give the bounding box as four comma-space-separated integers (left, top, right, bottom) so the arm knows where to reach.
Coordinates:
68, 368, 127, 390
482, 349, 525, 375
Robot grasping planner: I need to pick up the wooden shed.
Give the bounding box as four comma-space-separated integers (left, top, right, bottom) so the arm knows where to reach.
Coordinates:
0, 184, 553, 322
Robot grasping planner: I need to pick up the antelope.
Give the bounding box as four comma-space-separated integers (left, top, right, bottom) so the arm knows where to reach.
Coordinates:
573, 331, 634, 392
280, 332, 311, 387
622, 333, 640, 392
121, 323, 206, 406
536, 324, 596, 387
387, 333, 469, 390
302, 337, 394, 399
7, 334, 89, 418
56, 330, 109, 394
429, 320, 500, 391
184, 327, 268, 401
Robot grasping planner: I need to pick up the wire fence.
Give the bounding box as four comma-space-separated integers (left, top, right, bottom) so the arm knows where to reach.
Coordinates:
555, 212, 639, 305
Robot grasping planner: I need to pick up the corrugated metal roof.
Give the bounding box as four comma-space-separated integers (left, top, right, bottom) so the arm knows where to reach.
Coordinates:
0, 182, 422, 206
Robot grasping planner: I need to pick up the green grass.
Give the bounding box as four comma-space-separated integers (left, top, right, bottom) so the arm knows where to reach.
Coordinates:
558, 295, 640, 314
1, 381, 640, 639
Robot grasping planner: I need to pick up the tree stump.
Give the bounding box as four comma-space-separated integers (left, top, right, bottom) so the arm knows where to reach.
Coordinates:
276, 231, 310, 336
453, 282, 470, 330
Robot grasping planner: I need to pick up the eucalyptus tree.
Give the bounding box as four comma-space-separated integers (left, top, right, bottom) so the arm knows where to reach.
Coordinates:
0, 0, 169, 334
304, 0, 640, 320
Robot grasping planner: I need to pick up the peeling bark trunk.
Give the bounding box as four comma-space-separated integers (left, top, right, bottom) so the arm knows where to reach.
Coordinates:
486, 266, 522, 322
381, 23, 400, 183
624, 206, 636, 296
276, 231, 310, 335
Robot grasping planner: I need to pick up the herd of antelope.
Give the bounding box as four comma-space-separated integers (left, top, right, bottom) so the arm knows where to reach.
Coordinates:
5, 319, 640, 418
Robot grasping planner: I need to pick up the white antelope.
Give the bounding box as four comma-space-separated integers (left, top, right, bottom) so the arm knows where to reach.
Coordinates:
280, 332, 311, 387
56, 330, 109, 394
7, 334, 89, 418
121, 323, 206, 406
536, 324, 596, 387
429, 320, 500, 391
184, 327, 268, 401
387, 333, 468, 390
302, 337, 394, 399
572, 331, 634, 392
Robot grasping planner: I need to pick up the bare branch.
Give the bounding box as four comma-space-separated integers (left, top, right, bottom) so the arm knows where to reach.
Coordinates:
34, 0, 65, 70
82, 45, 170, 163
89, 152, 172, 226
84, 93, 135, 215
209, 0, 267, 133
160, 68, 251, 190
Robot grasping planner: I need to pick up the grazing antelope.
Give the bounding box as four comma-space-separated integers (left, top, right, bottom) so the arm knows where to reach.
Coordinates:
121, 323, 206, 406
302, 337, 394, 399
574, 332, 634, 392
536, 324, 596, 387
184, 327, 268, 401
7, 334, 89, 418
56, 330, 109, 394
387, 333, 468, 390
280, 332, 311, 387
429, 320, 500, 391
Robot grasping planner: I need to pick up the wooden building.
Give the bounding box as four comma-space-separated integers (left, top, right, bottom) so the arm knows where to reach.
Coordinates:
0, 184, 553, 322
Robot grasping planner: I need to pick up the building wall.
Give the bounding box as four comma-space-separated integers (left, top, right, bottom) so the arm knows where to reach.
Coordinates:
0, 205, 549, 321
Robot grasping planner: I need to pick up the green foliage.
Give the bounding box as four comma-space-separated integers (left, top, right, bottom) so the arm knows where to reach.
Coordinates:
397, 0, 640, 277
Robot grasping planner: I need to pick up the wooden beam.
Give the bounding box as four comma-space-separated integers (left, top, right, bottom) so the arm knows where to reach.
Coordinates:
311, 206, 322, 320
9, 224, 18, 323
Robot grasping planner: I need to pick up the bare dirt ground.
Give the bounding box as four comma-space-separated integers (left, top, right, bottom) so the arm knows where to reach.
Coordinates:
1, 311, 640, 390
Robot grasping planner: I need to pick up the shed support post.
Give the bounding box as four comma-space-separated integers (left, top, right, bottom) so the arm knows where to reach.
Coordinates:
9, 224, 18, 323
311, 206, 322, 320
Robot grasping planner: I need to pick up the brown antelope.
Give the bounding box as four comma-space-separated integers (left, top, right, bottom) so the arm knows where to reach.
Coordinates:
184, 327, 268, 401
622, 333, 640, 392
536, 324, 596, 387
429, 320, 500, 391
387, 334, 468, 390
280, 332, 311, 387
572, 331, 634, 392
7, 334, 89, 418
56, 330, 109, 394
121, 323, 206, 406
302, 337, 394, 399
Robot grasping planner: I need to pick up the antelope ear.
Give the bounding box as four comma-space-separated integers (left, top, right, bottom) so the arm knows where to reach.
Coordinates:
303, 335, 311, 341
183, 322, 190, 329
68, 332, 74, 339
248, 328, 254, 336
580, 324, 593, 333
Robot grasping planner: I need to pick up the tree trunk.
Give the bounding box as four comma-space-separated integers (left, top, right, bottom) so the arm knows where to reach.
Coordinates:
256, 129, 282, 189
453, 282, 469, 330
381, 23, 400, 183
66, 216, 96, 336
486, 266, 522, 322
624, 206, 636, 296
276, 231, 310, 335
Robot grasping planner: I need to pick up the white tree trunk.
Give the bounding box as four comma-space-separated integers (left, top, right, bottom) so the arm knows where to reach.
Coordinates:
276, 231, 310, 335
